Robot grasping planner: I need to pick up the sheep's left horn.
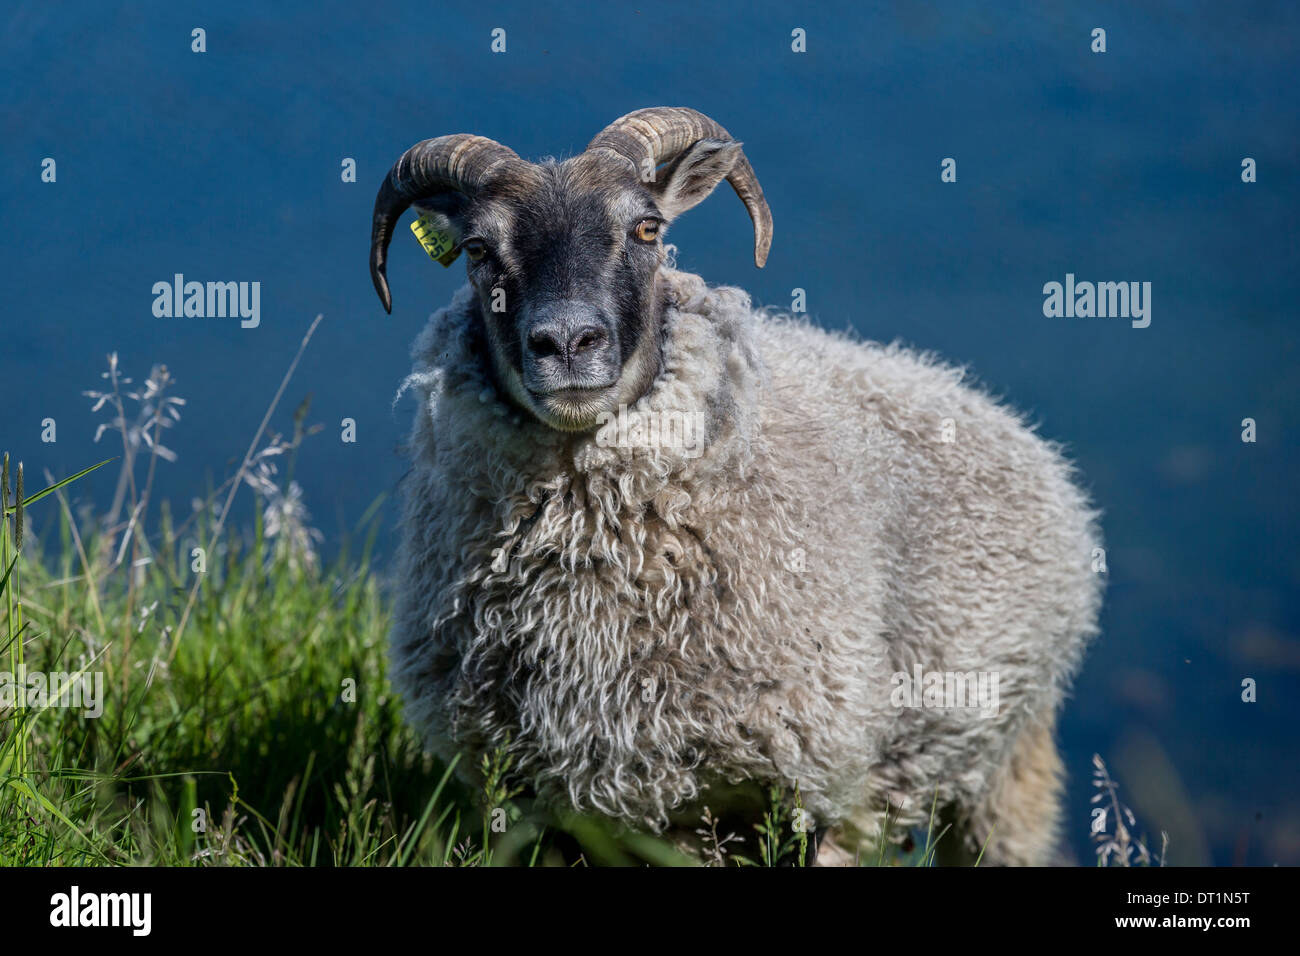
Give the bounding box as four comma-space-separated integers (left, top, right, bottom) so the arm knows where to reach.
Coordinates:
369, 134, 522, 313
586, 107, 773, 267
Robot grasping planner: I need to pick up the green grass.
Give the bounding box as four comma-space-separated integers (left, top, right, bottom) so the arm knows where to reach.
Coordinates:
2, 450, 441, 865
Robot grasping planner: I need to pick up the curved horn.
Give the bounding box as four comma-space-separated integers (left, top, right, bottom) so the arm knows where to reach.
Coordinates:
586, 107, 773, 267
369, 134, 522, 312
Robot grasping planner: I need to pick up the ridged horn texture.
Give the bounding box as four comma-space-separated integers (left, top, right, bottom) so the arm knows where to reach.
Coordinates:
586, 107, 773, 267
370, 134, 522, 312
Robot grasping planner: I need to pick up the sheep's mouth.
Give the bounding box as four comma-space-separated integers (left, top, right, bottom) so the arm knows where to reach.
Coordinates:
525, 384, 617, 431
529, 385, 613, 403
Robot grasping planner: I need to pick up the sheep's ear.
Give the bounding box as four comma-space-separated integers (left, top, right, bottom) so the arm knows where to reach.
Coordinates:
411, 195, 468, 267
651, 139, 742, 220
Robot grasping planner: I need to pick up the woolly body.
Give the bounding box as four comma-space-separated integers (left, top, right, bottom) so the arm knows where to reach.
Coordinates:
391, 266, 1102, 862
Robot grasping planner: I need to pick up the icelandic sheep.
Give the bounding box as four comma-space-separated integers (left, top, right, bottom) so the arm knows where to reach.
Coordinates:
371, 107, 1103, 865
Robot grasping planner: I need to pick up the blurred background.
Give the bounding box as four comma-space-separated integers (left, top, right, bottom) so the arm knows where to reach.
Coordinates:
2, 0, 1296, 864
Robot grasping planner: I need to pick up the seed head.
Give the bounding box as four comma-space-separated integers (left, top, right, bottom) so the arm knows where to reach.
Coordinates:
13, 462, 23, 551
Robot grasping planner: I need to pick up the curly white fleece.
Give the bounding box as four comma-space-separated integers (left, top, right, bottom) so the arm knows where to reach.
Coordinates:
390, 267, 1102, 838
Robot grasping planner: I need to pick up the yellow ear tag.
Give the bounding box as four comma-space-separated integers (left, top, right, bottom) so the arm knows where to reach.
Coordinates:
410, 212, 462, 267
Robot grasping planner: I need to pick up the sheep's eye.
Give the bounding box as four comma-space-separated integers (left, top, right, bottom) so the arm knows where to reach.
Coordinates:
462, 239, 488, 262
633, 218, 660, 243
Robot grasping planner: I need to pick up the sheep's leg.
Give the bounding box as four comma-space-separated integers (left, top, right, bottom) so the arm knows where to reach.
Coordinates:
944, 711, 1066, 867
810, 828, 858, 867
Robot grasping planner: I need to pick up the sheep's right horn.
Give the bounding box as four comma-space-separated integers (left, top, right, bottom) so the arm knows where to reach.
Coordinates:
369, 134, 522, 313
586, 107, 773, 268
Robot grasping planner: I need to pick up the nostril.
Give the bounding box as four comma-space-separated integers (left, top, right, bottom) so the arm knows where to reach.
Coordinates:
569, 326, 607, 355
528, 327, 565, 359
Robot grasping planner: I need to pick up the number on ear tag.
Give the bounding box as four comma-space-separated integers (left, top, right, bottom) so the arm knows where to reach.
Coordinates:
410, 213, 462, 267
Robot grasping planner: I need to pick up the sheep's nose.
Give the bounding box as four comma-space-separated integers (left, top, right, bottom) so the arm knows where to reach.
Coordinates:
527, 321, 609, 367
567, 325, 608, 357
526, 324, 567, 360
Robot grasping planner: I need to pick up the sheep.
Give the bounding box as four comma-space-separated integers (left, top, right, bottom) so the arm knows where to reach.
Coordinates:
370, 107, 1104, 865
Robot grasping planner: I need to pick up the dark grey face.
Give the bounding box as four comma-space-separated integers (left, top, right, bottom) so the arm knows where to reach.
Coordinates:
415, 143, 747, 432
457, 156, 665, 431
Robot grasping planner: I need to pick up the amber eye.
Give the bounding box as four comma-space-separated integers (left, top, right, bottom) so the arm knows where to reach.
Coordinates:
633, 218, 660, 243
462, 239, 487, 262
